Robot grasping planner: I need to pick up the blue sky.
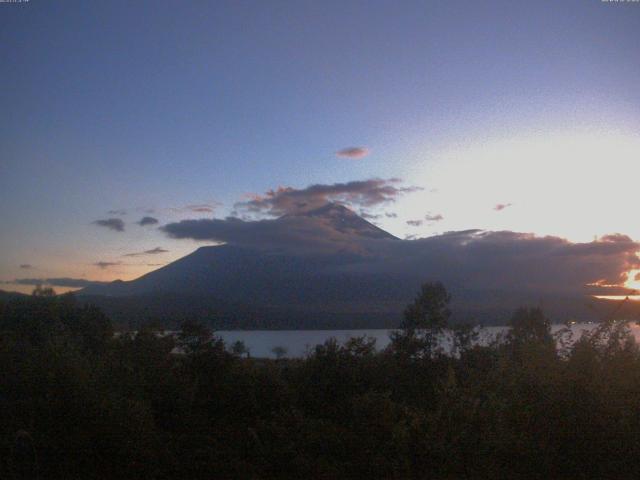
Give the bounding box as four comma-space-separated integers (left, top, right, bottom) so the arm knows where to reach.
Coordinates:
1, 0, 639, 292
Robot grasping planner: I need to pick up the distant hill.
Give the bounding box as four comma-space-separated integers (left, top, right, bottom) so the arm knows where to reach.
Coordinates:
0, 290, 29, 301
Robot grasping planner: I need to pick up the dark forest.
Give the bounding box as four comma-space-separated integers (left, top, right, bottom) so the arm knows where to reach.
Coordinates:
2, 286, 640, 479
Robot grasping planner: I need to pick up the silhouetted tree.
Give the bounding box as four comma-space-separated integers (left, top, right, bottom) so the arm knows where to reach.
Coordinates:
272, 345, 288, 359
231, 340, 249, 357
6, 287, 640, 479
32, 285, 55, 297
451, 322, 479, 357
506, 306, 555, 360
178, 320, 214, 355
391, 281, 451, 358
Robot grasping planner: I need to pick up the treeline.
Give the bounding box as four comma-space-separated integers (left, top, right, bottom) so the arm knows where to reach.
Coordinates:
2, 284, 640, 478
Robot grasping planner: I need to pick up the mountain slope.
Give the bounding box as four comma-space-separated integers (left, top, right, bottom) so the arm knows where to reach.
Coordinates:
78, 204, 409, 327
81, 203, 395, 298
284, 203, 397, 240
77, 204, 609, 328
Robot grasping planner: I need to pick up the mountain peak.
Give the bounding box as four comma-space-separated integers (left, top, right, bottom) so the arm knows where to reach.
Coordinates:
283, 202, 397, 240
301, 203, 358, 218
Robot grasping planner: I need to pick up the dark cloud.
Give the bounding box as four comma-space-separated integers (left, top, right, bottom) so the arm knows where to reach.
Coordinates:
137, 216, 159, 226
123, 247, 169, 257
407, 220, 423, 227
6, 278, 109, 288
364, 230, 640, 296
162, 215, 371, 255
163, 208, 640, 298
385, 212, 398, 218
19, 264, 33, 270
494, 203, 513, 211
425, 213, 444, 222
336, 147, 370, 159
160, 178, 639, 304
93, 218, 125, 232
107, 209, 127, 216
94, 261, 121, 269
236, 179, 421, 216
143, 247, 168, 255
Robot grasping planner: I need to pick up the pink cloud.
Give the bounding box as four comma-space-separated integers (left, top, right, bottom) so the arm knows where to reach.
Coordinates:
336, 147, 370, 159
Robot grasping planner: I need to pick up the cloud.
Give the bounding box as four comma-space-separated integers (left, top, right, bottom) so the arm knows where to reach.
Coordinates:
163, 209, 640, 300
385, 212, 398, 218
384, 230, 638, 294
407, 214, 443, 227
162, 214, 372, 254
425, 213, 444, 222
107, 209, 127, 216
159, 179, 640, 312
360, 211, 382, 220
94, 261, 121, 269
494, 203, 513, 211
336, 147, 370, 159
19, 264, 33, 270
137, 216, 159, 226
5, 278, 109, 288
185, 204, 217, 213
143, 247, 168, 255
93, 218, 125, 232
123, 247, 169, 257
236, 179, 421, 217
165, 203, 221, 215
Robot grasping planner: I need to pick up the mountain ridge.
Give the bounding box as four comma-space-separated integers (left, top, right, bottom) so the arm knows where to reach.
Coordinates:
75, 203, 619, 328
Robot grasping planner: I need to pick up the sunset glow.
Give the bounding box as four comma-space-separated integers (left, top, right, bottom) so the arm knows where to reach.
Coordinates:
395, 129, 640, 243
2, 0, 640, 310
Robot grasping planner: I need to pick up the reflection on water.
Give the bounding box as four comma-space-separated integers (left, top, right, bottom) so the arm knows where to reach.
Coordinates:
216, 322, 640, 359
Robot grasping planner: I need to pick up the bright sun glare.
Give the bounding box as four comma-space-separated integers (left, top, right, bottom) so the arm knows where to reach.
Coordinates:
625, 269, 640, 292
398, 128, 640, 243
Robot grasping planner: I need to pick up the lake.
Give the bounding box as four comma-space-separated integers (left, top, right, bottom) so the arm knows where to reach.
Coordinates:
215, 322, 640, 358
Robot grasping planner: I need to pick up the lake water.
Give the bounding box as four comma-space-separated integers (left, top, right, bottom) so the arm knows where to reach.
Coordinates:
215, 322, 640, 358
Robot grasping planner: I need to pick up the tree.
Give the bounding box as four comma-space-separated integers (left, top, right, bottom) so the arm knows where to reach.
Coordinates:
272, 345, 288, 359
451, 322, 479, 357
178, 320, 214, 355
507, 307, 553, 347
391, 281, 451, 358
402, 282, 451, 332
231, 340, 249, 358
505, 307, 555, 361
32, 285, 55, 297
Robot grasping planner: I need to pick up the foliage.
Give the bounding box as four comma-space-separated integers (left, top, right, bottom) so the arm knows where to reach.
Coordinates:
390, 281, 452, 358
3, 289, 640, 478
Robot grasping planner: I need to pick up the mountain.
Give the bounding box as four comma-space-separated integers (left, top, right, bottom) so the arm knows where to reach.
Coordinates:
78, 204, 412, 328
77, 203, 615, 329
81, 203, 396, 298
0, 289, 29, 301
284, 203, 397, 240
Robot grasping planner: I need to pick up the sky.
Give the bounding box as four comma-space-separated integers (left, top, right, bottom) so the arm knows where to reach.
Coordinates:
1, 0, 640, 294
